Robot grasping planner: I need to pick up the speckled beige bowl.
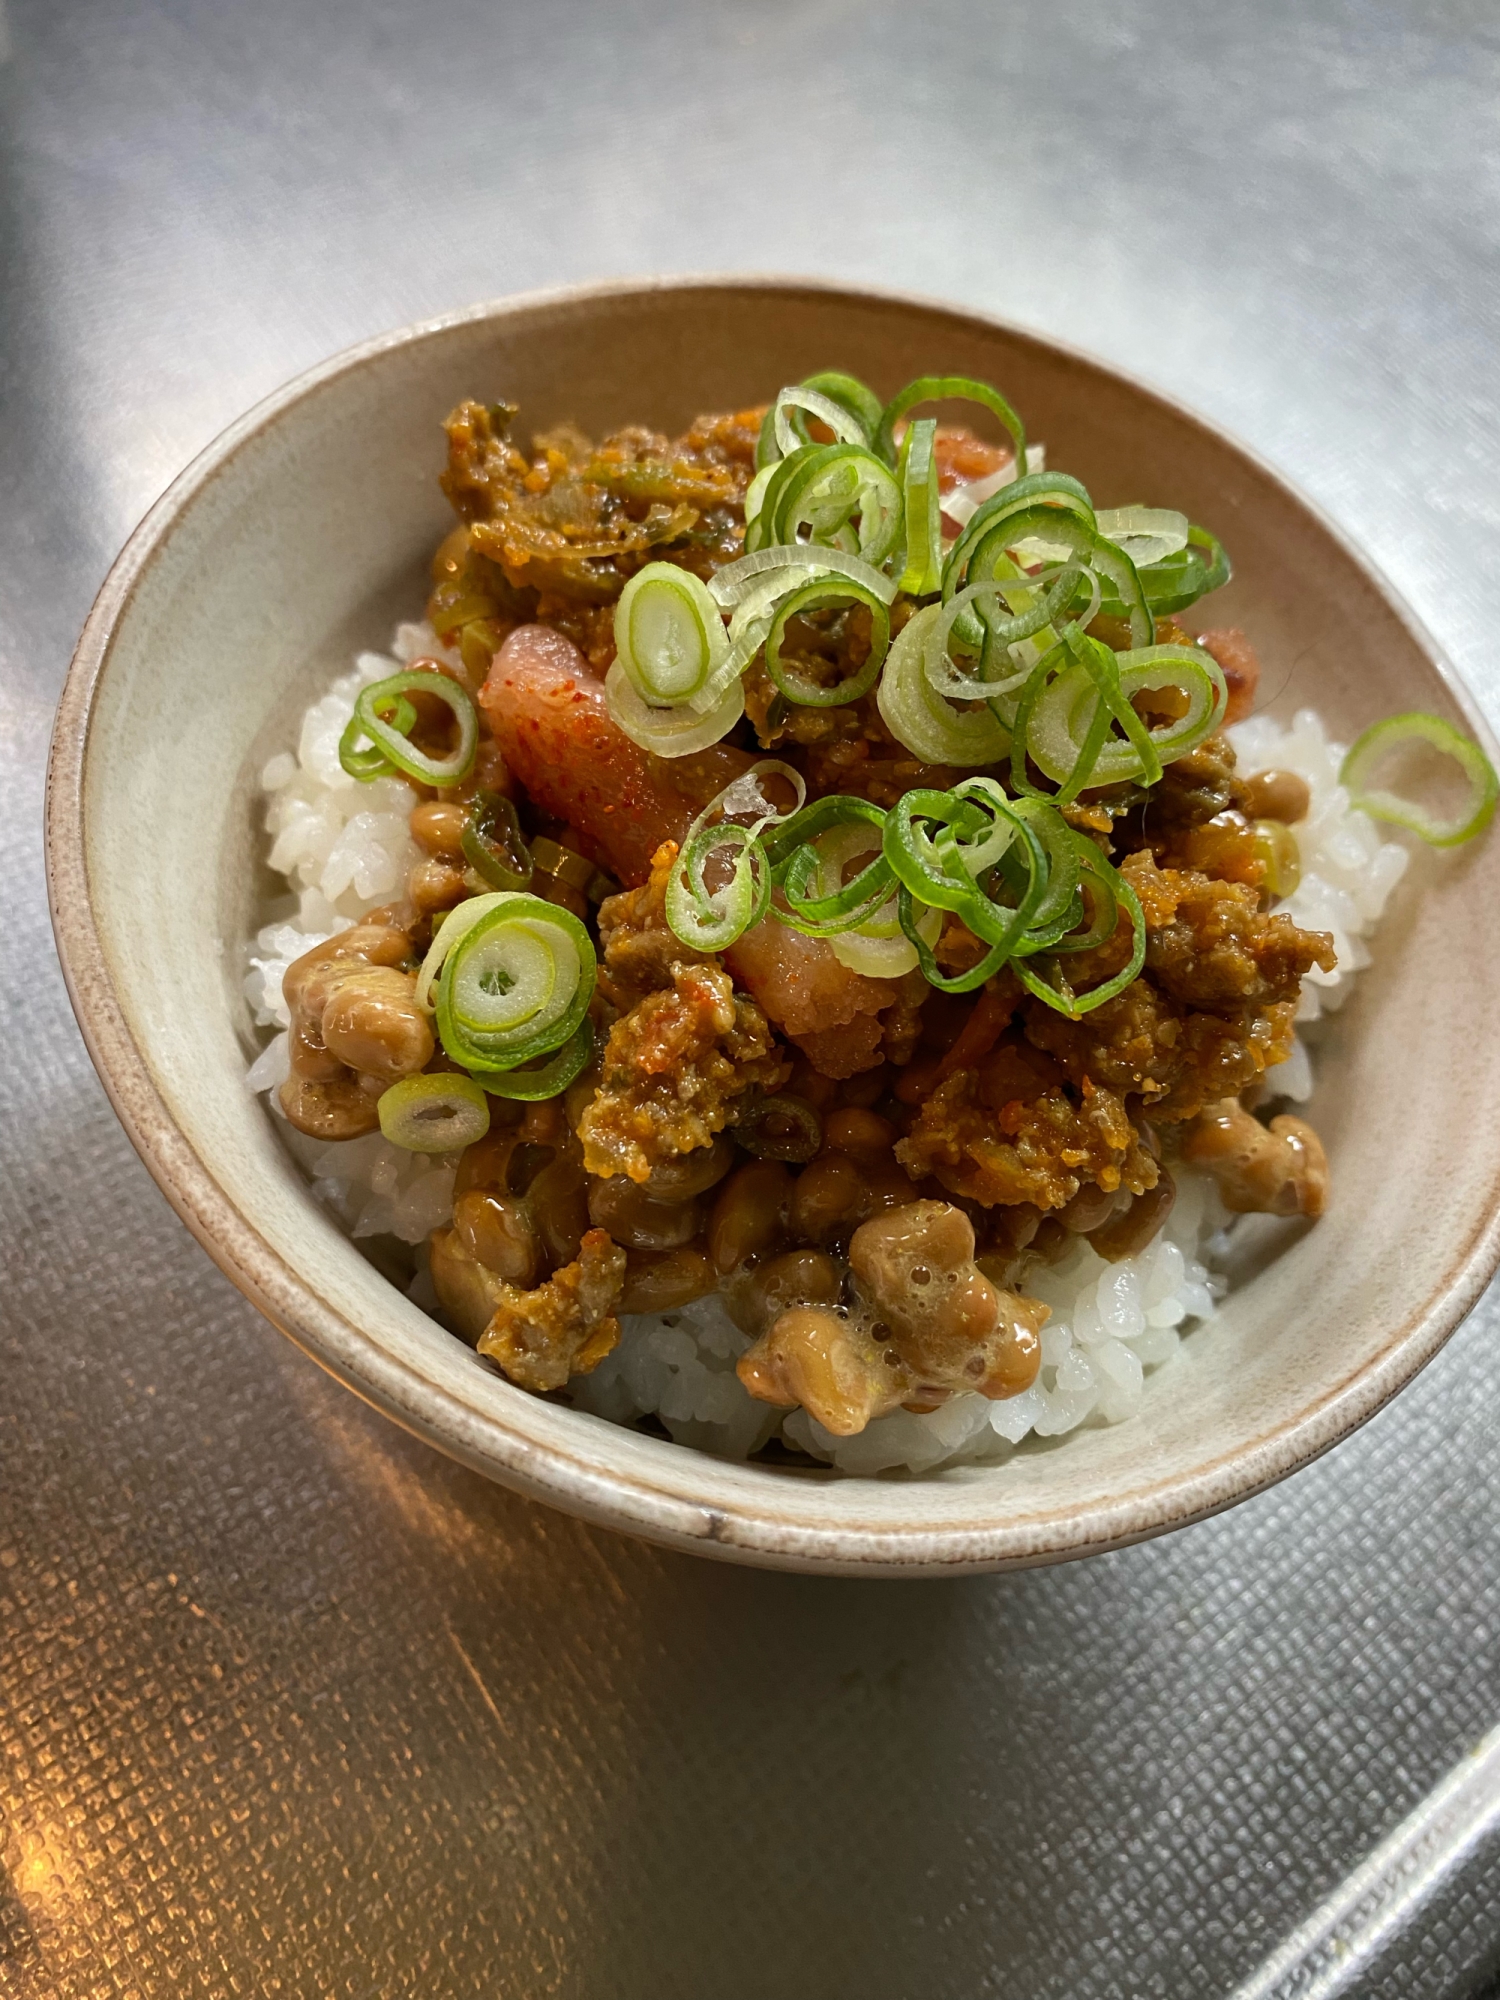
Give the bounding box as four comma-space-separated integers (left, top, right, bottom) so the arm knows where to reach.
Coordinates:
45, 278, 1500, 1576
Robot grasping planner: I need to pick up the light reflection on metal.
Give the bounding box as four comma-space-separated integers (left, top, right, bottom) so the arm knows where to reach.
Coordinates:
1229, 1722, 1500, 2000
9, 1825, 80, 1924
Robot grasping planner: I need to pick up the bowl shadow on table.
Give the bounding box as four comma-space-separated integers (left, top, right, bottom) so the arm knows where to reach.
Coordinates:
288, 1350, 1194, 2000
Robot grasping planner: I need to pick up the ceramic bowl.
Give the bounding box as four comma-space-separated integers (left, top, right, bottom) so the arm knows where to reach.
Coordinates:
46, 278, 1500, 1577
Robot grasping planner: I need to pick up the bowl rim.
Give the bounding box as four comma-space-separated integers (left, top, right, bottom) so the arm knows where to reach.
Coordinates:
44, 272, 1500, 1576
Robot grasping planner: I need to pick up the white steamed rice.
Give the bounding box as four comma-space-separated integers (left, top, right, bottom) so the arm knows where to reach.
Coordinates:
244, 621, 1409, 1475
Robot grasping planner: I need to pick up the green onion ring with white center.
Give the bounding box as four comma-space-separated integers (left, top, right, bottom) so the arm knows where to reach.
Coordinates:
873, 373, 1027, 477
896, 417, 943, 598
416, 892, 511, 1012
664, 760, 807, 953
1026, 638, 1226, 794
764, 578, 890, 708
432, 894, 596, 1075
338, 670, 478, 787
377, 1072, 491, 1153
604, 657, 746, 755
1340, 711, 1500, 846
613, 563, 728, 705
876, 603, 1011, 768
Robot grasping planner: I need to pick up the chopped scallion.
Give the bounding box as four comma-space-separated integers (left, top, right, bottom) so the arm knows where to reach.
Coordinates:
338, 670, 478, 787
1340, 711, 1499, 847
377, 1072, 490, 1153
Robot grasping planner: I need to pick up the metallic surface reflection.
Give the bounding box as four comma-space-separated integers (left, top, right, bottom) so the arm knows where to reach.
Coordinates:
5, 1, 1500, 1993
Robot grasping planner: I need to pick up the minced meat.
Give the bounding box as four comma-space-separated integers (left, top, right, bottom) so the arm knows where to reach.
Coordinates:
578, 962, 789, 1182
896, 1068, 1157, 1211
476, 1228, 627, 1392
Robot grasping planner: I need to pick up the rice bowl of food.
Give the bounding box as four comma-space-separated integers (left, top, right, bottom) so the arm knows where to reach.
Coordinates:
46, 279, 1500, 1573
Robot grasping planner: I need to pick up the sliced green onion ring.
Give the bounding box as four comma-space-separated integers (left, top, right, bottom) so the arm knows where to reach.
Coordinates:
613, 563, 728, 704
694, 572, 792, 710
1096, 523, 1232, 619
1014, 875, 1146, 1018
708, 543, 898, 611
964, 507, 1153, 651
1011, 638, 1153, 806
1008, 797, 1084, 936
764, 578, 890, 707
1043, 836, 1126, 956
943, 472, 1097, 602
462, 790, 533, 891
434, 894, 596, 1075
416, 891, 512, 1013
783, 817, 891, 920
896, 417, 943, 598
808, 822, 940, 977
753, 442, 901, 567
604, 657, 746, 756
665, 821, 772, 952
378, 1071, 491, 1154
798, 371, 883, 441
767, 797, 936, 974
924, 567, 1089, 703
767, 795, 893, 936
730, 1090, 824, 1163
338, 670, 478, 787
755, 374, 884, 469
874, 373, 1027, 477
1340, 711, 1500, 847
664, 761, 806, 952
1026, 640, 1227, 792
1094, 506, 1190, 570
886, 781, 1045, 942
894, 888, 1012, 995
772, 383, 871, 459
833, 898, 942, 978
742, 461, 777, 535
943, 493, 1149, 676
877, 604, 1011, 768
469, 1019, 595, 1101
692, 547, 897, 718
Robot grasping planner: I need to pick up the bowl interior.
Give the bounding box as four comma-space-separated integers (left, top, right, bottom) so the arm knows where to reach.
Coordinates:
53, 280, 1500, 1574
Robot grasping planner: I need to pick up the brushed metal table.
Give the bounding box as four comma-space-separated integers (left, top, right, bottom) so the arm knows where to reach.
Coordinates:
5, 2, 1500, 1993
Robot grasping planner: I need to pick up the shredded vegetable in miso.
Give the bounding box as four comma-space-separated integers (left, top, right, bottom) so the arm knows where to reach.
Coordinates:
251, 364, 1494, 1464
